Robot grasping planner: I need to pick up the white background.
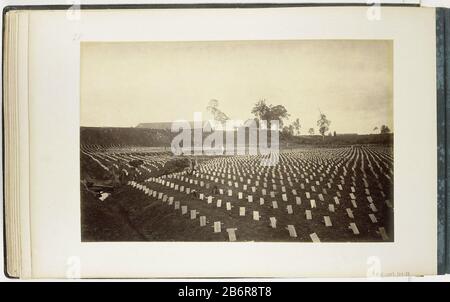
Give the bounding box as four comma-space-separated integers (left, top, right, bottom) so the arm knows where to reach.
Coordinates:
1, 0, 449, 282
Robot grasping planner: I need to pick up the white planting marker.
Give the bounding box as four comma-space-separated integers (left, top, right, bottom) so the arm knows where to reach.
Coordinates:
207, 196, 213, 204
190, 210, 197, 220
253, 211, 260, 221
226, 202, 232, 211
287, 205, 293, 214
226, 228, 237, 242
328, 204, 335, 212
351, 199, 358, 208
310, 233, 321, 242
296, 197, 302, 205
369, 214, 378, 223
310, 199, 316, 209
272, 201, 278, 209
287, 225, 297, 238
369, 203, 378, 212
305, 210, 312, 220
260, 198, 265, 205
248, 195, 253, 203
216, 199, 222, 207
346, 208, 354, 219
181, 205, 188, 215
214, 221, 221, 233
349, 223, 360, 235
269, 217, 277, 228
324, 216, 332, 227
174, 201, 180, 210
378, 227, 389, 240
200, 216, 206, 226
282, 194, 288, 202
239, 207, 246, 216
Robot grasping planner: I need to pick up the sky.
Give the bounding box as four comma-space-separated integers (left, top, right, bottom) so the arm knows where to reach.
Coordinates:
80, 40, 393, 134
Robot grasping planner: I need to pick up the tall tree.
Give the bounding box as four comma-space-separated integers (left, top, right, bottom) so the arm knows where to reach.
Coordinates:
308, 128, 315, 135
292, 118, 301, 136
206, 99, 229, 124
380, 125, 391, 134
282, 125, 295, 136
317, 111, 331, 140
251, 99, 290, 130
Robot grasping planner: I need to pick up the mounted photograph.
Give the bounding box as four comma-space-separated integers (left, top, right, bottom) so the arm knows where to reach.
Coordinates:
80, 40, 394, 243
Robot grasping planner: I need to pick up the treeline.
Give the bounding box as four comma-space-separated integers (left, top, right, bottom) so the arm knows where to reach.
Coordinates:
280, 133, 393, 146
81, 126, 393, 148
81, 127, 175, 147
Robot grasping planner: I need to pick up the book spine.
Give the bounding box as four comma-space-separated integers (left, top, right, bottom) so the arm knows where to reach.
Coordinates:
436, 7, 450, 275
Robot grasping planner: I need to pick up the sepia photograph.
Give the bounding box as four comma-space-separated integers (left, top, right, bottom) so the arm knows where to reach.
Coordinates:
80, 40, 394, 243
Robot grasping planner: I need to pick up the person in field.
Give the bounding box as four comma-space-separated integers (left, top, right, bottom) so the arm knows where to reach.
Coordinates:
212, 185, 219, 195
190, 158, 198, 175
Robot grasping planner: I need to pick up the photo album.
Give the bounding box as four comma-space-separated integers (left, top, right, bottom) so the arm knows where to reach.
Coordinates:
2, 4, 448, 278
